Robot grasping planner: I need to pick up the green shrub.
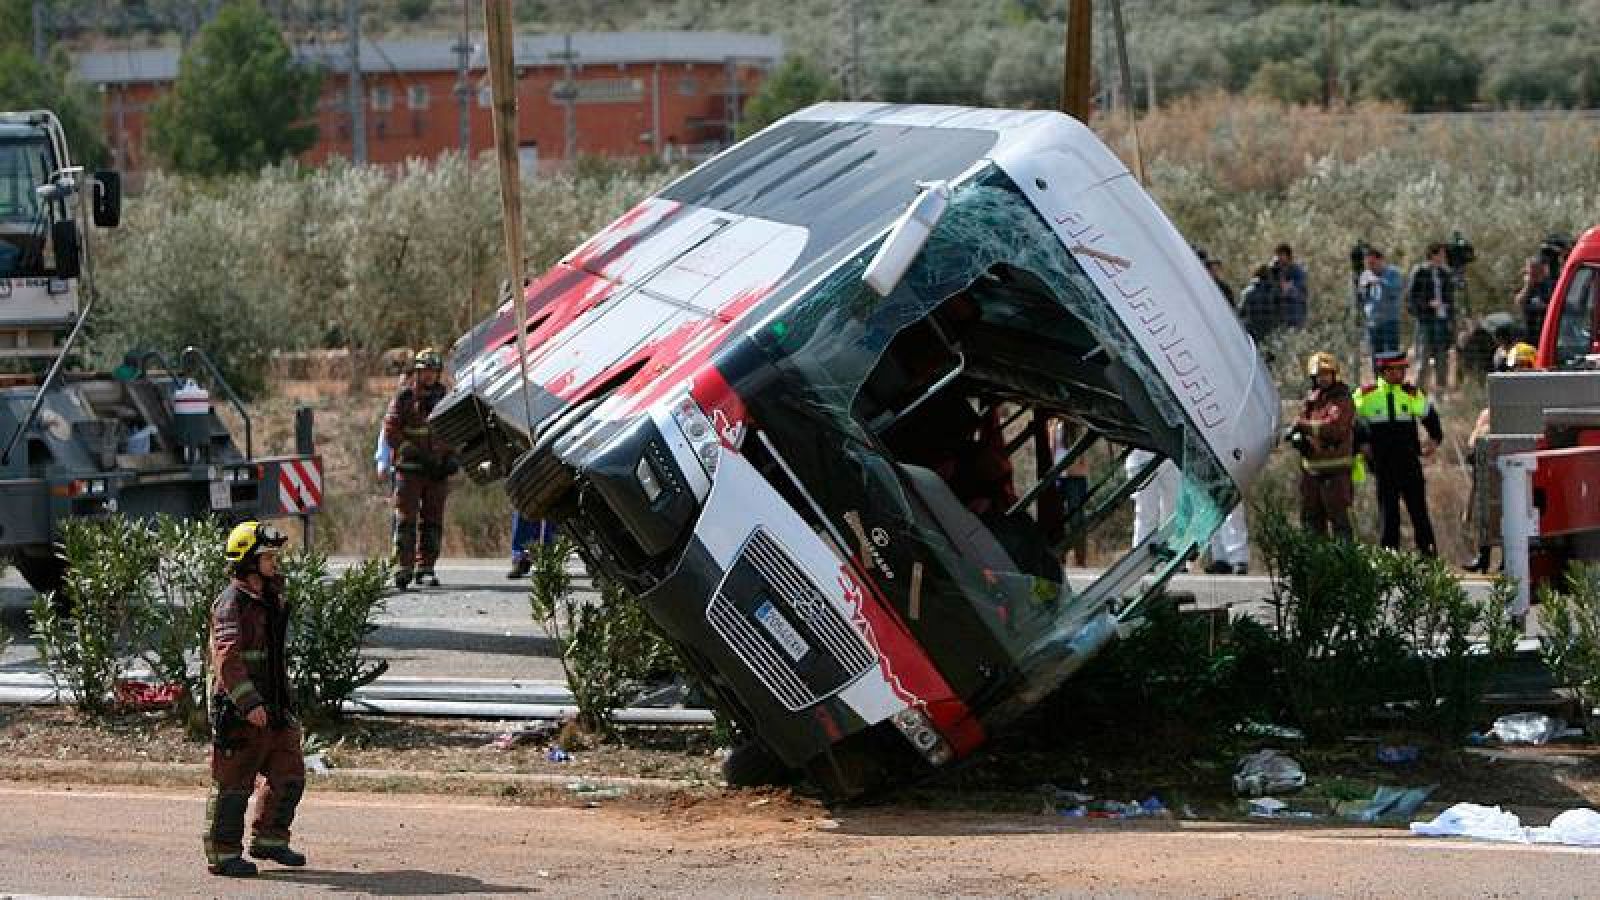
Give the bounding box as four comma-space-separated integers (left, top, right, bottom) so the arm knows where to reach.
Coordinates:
133, 517, 229, 733
1377, 553, 1519, 742
1255, 501, 1402, 738
30, 518, 159, 717
1255, 503, 1519, 741
527, 539, 680, 738
282, 552, 390, 725
1539, 564, 1600, 738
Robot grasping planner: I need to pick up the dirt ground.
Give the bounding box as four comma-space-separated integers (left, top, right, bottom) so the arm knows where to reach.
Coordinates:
4, 780, 1599, 898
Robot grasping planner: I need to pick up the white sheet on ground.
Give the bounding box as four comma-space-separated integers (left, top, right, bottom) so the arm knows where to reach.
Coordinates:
1411, 803, 1600, 846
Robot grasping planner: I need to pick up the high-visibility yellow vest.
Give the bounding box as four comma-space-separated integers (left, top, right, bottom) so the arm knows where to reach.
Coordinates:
1353, 380, 1432, 424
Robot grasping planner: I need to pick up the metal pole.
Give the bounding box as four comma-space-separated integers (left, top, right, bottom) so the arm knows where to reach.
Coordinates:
848, 0, 861, 100
455, 0, 471, 156
346, 0, 367, 164
651, 62, 662, 158
1061, 0, 1093, 121
31, 0, 46, 65
558, 34, 577, 161
1109, 0, 1145, 184
483, 0, 534, 431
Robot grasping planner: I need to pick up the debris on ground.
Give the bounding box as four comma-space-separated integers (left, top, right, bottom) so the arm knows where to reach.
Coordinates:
304, 752, 332, 775
113, 680, 183, 711
1489, 712, 1565, 745
567, 781, 627, 800
1235, 722, 1305, 741
545, 747, 572, 763
1410, 803, 1600, 846
483, 721, 560, 751
1244, 796, 1319, 819
1375, 745, 1420, 764
1233, 749, 1306, 796
1338, 785, 1435, 823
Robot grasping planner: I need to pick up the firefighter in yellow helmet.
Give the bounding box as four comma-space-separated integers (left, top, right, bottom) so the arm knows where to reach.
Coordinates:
383, 348, 459, 588
203, 521, 306, 877
1287, 352, 1357, 538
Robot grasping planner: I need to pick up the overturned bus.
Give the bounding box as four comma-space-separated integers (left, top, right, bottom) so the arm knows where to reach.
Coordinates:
434, 104, 1278, 794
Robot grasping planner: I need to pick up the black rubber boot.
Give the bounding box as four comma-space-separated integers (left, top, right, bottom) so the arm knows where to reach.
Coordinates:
1463, 547, 1491, 573
209, 856, 259, 877
417, 569, 440, 587
506, 558, 532, 579
250, 845, 307, 867
394, 569, 413, 590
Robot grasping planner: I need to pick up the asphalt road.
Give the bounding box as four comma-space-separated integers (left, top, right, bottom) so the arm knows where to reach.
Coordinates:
0, 782, 1594, 898
1, 561, 1498, 680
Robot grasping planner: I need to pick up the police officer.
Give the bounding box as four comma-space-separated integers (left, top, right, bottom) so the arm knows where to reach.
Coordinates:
1293, 352, 1356, 538
1354, 350, 1443, 556
203, 521, 305, 877
384, 348, 458, 589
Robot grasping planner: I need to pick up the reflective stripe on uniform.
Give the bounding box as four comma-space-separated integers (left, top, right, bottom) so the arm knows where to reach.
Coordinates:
1355, 382, 1430, 424
1302, 455, 1353, 474
240, 650, 267, 661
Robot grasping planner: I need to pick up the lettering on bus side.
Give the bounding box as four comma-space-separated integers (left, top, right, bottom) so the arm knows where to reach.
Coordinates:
1053, 210, 1228, 431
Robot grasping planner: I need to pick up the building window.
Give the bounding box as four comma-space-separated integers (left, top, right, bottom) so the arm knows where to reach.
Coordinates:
370, 85, 393, 111
407, 84, 430, 110
677, 77, 697, 96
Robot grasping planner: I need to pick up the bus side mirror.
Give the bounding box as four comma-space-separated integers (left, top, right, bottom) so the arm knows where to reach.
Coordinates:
50, 220, 80, 279
93, 170, 122, 228
863, 180, 949, 297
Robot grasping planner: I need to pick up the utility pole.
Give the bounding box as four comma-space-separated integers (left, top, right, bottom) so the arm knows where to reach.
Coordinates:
1061, 0, 1092, 121
847, 0, 861, 100
484, 0, 534, 430
550, 34, 579, 163
31, 0, 46, 65
346, 0, 367, 164
454, 0, 472, 156
724, 58, 740, 144
1324, 1, 1339, 110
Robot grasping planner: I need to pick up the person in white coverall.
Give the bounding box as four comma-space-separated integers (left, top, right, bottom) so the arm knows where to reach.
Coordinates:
1126, 449, 1179, 548
1127, 449, 1248, 573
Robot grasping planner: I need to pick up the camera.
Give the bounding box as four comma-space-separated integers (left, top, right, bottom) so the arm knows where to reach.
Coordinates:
1539, 232, 1572, 274
1283, 424, 1314, 457
1446, 230, 1476, 270
1349, 240, 1371, 275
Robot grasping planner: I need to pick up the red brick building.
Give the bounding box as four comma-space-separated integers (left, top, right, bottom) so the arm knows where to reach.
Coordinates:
75, 31, 782, 172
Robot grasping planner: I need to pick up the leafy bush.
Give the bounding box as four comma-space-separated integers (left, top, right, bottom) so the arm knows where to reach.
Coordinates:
1377, 552, 1519, 742
526, 539, 680, 738
1255, 500, 1402, 738
30, 518, 159, 717
1254, 503, 1519, 741
133, 517, 229, 733
1539, 564, 1600, 738
282, 552, 390, 725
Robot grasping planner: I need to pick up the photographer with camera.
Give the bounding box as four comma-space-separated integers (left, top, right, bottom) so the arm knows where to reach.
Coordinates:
1270, 242, 1308, 329
1513, 255, 1557, 346
1406, 242, 1457, 394
1290, 352, 1357, 538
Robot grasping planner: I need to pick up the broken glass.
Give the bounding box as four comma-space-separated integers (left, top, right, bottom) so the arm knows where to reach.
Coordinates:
731, 164, 1237, 726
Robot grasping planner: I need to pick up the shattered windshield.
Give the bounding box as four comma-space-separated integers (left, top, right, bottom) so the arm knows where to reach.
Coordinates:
733, 165, 1236, 725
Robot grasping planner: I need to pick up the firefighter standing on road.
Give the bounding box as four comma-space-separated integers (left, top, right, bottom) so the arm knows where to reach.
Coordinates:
1354, 350, 1444, 556
1292, 352, 1357, 538
203, 521, 305, 878
384, 348, 458, 589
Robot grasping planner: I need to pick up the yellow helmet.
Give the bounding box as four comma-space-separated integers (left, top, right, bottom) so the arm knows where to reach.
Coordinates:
1306, 351, 1339, 377
1510, 342, 1537, 369
412, 347, 444, 371
225, 521, 287, 563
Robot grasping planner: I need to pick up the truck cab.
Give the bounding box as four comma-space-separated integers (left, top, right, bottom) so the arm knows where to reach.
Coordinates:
0, 110, 321, 594
436, 104, 1278, 793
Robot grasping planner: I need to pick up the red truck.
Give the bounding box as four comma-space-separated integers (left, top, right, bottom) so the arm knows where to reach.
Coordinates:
1487, 226, 1600, 614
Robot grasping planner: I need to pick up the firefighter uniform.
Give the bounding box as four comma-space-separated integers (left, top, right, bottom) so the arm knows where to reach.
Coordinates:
384, 348, 457, 588
1295, 352, 1357, 538
203, 522, 305, 877
1354, 352, 1444, 555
